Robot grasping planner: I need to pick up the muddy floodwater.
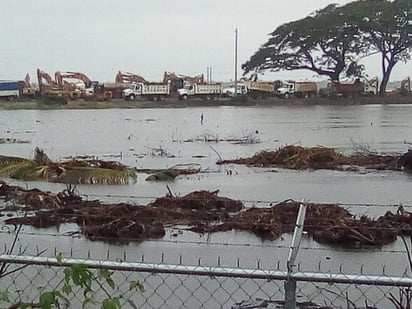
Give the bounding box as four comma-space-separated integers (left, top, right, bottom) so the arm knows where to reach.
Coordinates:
1, 103, 412, 275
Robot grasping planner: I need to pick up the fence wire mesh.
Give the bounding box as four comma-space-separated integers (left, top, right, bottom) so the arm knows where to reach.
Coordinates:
1, 254, 412, 309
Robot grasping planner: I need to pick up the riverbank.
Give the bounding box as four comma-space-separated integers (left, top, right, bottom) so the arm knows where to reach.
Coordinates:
1, 95, 412, 110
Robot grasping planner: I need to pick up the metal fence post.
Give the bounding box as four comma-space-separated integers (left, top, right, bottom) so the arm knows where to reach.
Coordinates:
284, 200, 307, 309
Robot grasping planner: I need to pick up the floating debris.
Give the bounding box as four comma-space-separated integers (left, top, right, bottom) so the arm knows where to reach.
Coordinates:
217, 145, 402, 171
0, 137, 31, 144
0, 181, 410, 248
0, 148, 137, 184
180, 130, 260, 145
137, 164, 201, 181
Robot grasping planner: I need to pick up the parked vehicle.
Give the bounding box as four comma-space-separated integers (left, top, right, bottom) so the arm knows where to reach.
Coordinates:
276, 81, 317, 99
0, 81, 20, 101
55, 71, 94, 99
37, 68, 75, 101
123, 82, 170, 101
244, 80, 281, 99
362, 77, 379, 96
177, 83, 221, 100
319, 79, 365, 97
222, 83, 248, 97
163, 72, 205, 97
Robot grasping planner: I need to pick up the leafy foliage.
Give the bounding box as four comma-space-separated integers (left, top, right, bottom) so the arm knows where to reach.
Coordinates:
56, 167, 137, 185
242, 3, 367, 81
0, 150, 137, 185
344, 0, 412, 93
0, 254, 145, 308
39, 291, 61, 309
243, 0, 412, 90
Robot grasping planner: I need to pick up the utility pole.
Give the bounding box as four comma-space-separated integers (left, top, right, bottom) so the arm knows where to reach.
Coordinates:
234, 28, 238, 97
207, 66, 212, 83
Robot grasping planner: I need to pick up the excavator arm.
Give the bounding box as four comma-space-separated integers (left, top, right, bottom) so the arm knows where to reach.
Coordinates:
115, 71, 147, 84
163, 71, 205, 84
55, 71, 93, 90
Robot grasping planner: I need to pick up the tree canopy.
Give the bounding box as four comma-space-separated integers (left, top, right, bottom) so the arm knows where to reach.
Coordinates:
347, 0, 412, 93
243, 0, 412, 93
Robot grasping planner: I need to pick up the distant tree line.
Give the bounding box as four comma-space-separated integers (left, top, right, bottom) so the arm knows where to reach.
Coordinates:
242, 0, 412, 94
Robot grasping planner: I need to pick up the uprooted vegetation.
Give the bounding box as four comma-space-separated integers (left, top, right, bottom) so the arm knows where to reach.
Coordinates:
217, 145, 411, 171
0, 148, 202, 184
0, 147, 137, 184
2, 145, 409, 186
1, 180, 411, 249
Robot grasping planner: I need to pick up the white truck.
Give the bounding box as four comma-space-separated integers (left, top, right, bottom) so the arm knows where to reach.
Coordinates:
276, 81, 317, 99
177, 83, 222, 100
123, 82, 170, 101
221, 83, 248, 97
0, 80, 20, 101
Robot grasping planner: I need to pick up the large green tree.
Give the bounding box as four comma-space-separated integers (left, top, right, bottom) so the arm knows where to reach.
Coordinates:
243, 0, 412, 93
345, 0, 412, 94
242, 3, 368, 81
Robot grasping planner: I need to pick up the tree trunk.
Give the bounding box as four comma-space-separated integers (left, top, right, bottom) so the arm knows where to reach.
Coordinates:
379, 54, 396, 95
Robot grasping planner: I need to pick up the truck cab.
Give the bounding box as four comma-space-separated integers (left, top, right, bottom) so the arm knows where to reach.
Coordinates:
0, 81, 20, 101
177, 84, 194, 100
122, 83, 142, 101
277, 81, 317, 98
276, 82, 295, 99
222, 83, 248, 97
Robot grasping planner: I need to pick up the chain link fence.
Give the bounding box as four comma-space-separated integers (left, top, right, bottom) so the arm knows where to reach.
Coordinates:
1, 253, 412, 309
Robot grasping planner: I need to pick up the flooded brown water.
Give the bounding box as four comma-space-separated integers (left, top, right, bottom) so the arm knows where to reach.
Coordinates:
1, 103, 412, 274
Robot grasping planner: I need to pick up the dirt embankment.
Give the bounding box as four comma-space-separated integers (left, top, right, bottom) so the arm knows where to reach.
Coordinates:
1, 180, 411, 249
1, 95, 412, 110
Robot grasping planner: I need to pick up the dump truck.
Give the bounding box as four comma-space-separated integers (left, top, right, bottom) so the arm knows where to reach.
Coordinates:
0, 80, 20, 101
221, 83, 248, 97
243, 80, 281, 99
319, 79, 365, 97
177, 83, 221, 100
123, 82, 170, 101
276, 81, 317, 99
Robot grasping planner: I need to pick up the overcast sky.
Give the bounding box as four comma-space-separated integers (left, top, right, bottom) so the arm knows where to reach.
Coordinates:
1, 0, 410, 83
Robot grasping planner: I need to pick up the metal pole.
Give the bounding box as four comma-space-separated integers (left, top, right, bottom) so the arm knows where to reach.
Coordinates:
234, 28, 238, 97
285, 200, 307, 309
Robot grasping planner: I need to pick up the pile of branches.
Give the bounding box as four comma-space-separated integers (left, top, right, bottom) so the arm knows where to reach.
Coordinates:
217, 145, 405, 171
1, 181, 412, 248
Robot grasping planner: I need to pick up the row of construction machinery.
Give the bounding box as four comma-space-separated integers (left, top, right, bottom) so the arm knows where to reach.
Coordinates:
2, 69, 411, 102
34, 69, 206, 101
37, 69, 112, 101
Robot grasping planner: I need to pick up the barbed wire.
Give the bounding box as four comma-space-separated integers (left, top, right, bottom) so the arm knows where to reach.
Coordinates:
1, 209, 411, 233
0, 229, 410, 256
78, 193, 411, 209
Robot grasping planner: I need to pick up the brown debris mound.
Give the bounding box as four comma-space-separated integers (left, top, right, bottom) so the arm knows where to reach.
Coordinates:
0, 182, 242, 242
217, 145, 402, 171
198, 200, 397, 248
148, 190, 243, 222
0, 180, 409, 248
